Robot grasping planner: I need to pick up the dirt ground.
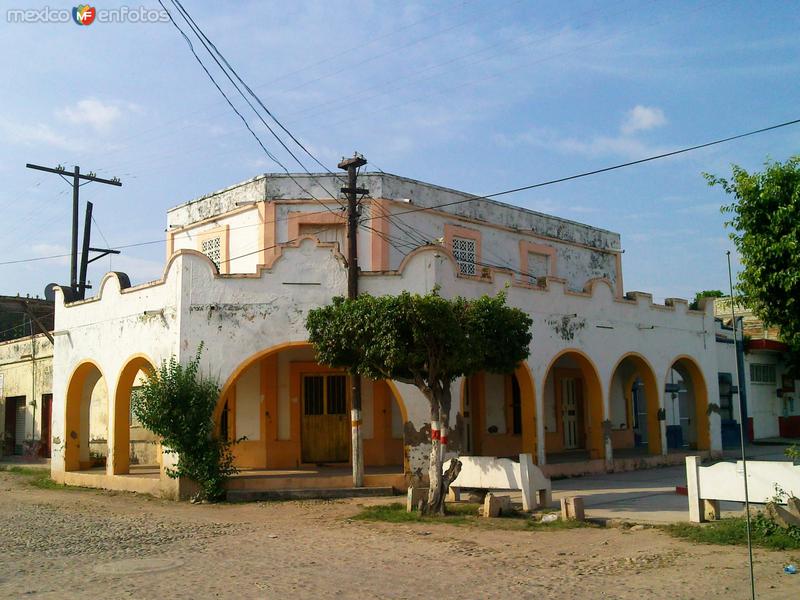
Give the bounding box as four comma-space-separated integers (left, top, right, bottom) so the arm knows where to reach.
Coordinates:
0, 471, 797, 599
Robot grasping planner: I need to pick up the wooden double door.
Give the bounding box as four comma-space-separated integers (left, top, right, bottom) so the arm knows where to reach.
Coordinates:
301, 373, 350, 464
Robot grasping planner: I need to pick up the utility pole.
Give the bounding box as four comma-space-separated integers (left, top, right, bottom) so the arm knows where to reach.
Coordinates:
339, 152, 368, 488
26, 163, 122, 299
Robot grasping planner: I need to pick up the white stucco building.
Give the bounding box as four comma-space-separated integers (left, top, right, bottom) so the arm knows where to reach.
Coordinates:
50, 172, 723, 498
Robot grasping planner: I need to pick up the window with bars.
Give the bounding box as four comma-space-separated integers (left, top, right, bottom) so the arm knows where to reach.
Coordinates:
304, 375, 325, 415
750, 363, 776, 385
326, 375, 347, 415
201, 236, 221, 270
452, 237, 476, 276
303, 374, 348, 416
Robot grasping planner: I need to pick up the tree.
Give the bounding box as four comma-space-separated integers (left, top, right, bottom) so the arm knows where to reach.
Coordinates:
131, 346, 238, 501
689, 289, 724, 311
707, 157, 800, 370
306, 290, 532, 515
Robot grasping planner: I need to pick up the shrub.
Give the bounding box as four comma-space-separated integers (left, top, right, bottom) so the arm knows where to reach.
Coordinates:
131, 345, 237, 501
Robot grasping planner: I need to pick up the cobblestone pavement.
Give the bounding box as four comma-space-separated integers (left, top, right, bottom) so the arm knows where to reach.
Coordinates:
1, 470, 798, 599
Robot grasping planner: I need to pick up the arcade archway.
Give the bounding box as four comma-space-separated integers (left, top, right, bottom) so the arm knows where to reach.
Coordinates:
543, 350, 604, 461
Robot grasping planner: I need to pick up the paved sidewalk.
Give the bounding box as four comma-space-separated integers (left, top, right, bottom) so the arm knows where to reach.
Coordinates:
548, 444, 792, 523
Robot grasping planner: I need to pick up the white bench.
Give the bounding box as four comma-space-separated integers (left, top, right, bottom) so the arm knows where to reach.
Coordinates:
685, 455, 800, 522
448, 453, 551, 511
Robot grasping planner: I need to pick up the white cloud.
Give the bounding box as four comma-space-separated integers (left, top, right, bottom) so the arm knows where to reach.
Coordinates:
0, 119, 79, 150
57, 98, 124, 133
30, 243, 70, 266
495, 104, 672, 160
104, 254, 164, 284
495, 127, 668, 160
621, 105, 667, 135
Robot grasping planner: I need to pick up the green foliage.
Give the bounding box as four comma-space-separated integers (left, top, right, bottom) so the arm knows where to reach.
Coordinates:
131, 346, 237, 502
664, 516, 800, 550
353, 502, 477, 524
786, 445, 800, 462
306, 290, 533, 390
689, 290, 724, 311
351, 502, 591, 530
308, 290, 532, 515
0, 465, 77, 491
707, 157, 800, 368
753, 511, 800, 544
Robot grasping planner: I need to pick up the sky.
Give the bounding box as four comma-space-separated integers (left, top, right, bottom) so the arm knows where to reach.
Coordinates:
1, 0, 799, 301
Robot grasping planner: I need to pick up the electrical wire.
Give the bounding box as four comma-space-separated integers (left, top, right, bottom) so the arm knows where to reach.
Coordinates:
0, 204, 339, 266
90, 0, 636, 177
86, 0, 474, 167
362, 117, 800, 223
170, 0, 344, 182
156, 0, 344, 217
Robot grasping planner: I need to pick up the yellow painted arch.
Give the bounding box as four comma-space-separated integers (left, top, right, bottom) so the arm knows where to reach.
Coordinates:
665, 355, 710, 451
458, 362, 537, 461
112, 354, 157, 474
543, 348, 605, 459
216, 342, 413, 471
608, 352, 662, 456
215, 341, 314, 423
64, 360, 107, 472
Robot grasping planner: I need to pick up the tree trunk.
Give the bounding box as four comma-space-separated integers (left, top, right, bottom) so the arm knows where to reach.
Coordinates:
424, 386, 460, 515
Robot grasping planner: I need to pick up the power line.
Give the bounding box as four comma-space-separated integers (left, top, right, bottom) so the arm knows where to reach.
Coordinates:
157, 0, 344, 216
87, 0, 473, 169
158, 0, 371, 270
170, 0, 344, 181
0, 204, 340, 266
169, 0, 321, 179
91, 0, 638, 177
361, 116, 800, 223
0, 311, 55, 340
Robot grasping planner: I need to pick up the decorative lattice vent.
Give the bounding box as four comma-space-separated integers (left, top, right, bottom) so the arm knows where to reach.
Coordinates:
201, 236, 221, 270
452, 237, 476, 276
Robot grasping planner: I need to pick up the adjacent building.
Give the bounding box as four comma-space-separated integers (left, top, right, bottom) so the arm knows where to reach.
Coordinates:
714, 298, 798, 441
0, 296, 54, 459
0, 334, 53, 457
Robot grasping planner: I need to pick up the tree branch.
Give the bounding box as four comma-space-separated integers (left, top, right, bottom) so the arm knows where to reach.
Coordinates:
410, 369, 435, 402
442, 457, 462, 491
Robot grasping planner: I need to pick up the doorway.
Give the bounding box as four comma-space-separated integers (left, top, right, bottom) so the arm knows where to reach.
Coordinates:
632, 380, 649, 447
40, 394, 52, 458
301, 373, 349, 463
4, 396, 25, 455
561, 378, 583, 449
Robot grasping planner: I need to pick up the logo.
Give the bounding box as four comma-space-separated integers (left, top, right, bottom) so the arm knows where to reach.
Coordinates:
72, 4, 96, 25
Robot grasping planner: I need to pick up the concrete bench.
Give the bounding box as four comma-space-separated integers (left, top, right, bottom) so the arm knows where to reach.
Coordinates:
448, 453, 551, 511
685, 455, 800, 522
